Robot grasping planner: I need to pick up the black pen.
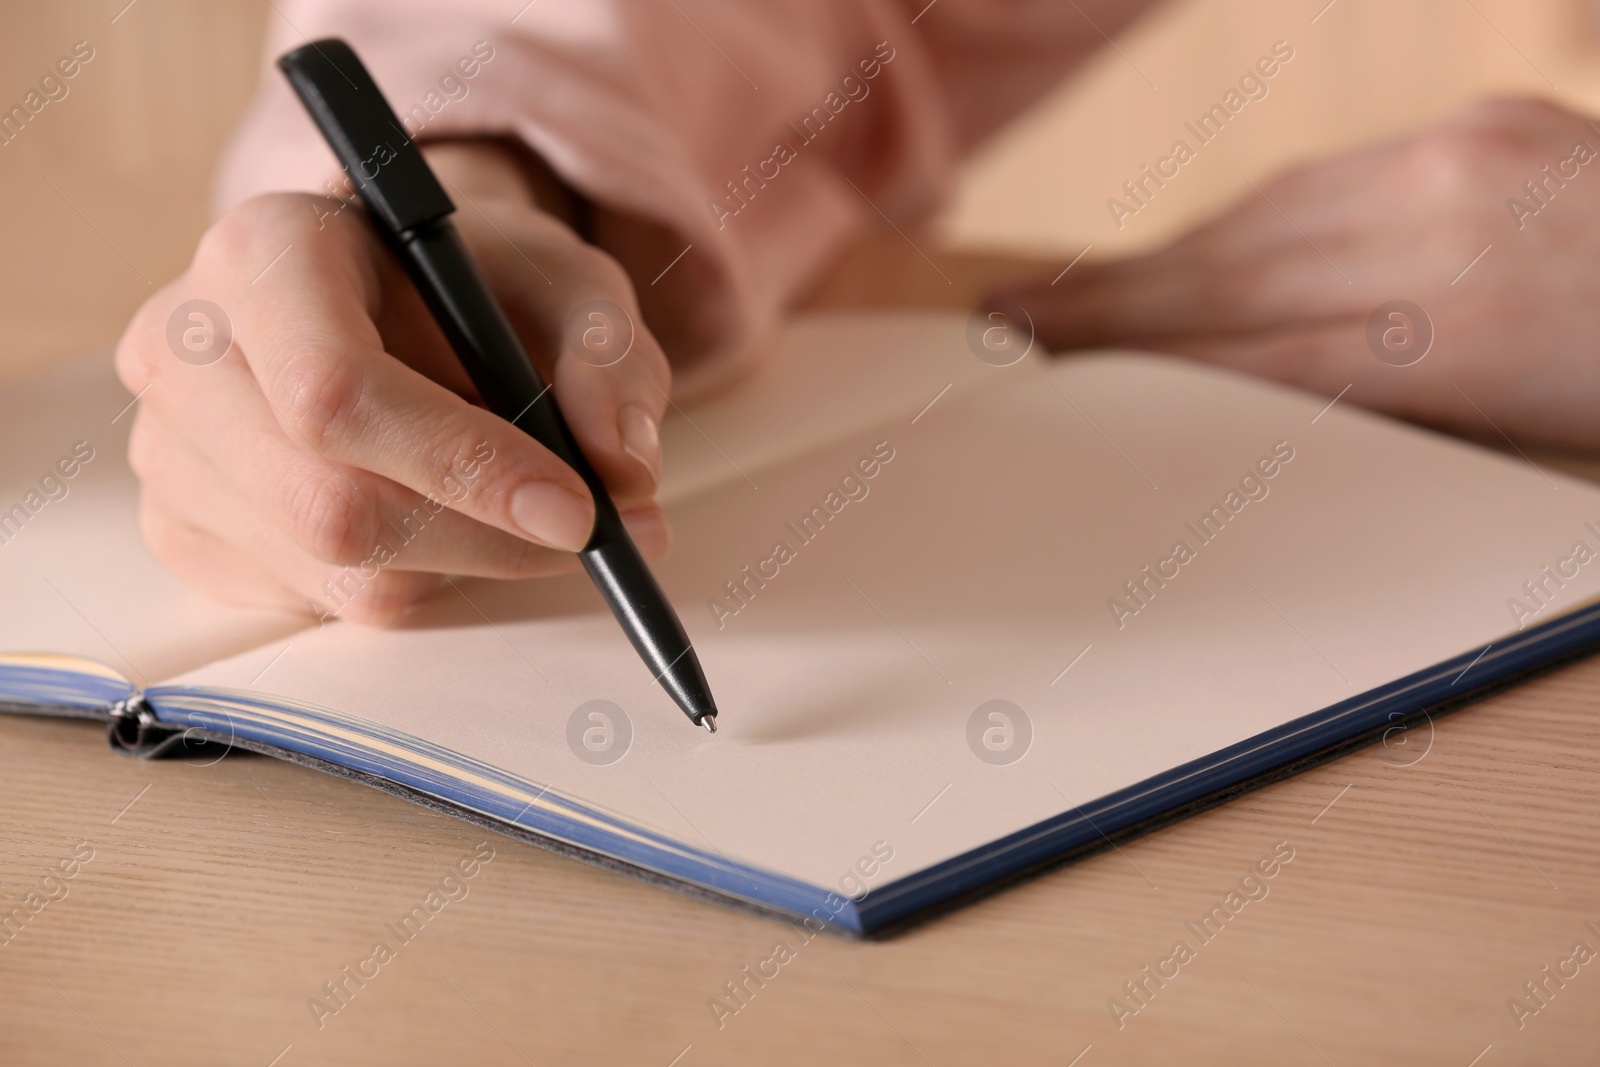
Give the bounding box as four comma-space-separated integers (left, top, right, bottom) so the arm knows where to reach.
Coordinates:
278, 39, 719, 732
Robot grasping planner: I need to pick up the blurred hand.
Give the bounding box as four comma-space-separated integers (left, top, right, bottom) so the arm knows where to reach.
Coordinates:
992, 97, 1600, 450
116, 140, 670, 623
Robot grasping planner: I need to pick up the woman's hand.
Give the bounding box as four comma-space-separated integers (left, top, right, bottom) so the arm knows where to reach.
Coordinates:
115, 140, 671, 623
992, 97, 1600, 450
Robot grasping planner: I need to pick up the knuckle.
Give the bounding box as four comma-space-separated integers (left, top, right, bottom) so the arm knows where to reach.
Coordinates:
124, 413, 157, 482
194, 193, 316, 275
576, 245, 634, 294
1401, 127, 1506, 202
1405, 98, 1589, 198
113, 336, 152, 395
421, 420, 500, 504
338, 573, 432, 626
281, 468, 378, 565
114, 300, 166, 392
193, 202, 269, 275
270, 349, 368, 451
542, 231, 636, 303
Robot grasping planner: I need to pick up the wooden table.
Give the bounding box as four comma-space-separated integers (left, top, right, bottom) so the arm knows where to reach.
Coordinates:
2, 238, 1597, 1066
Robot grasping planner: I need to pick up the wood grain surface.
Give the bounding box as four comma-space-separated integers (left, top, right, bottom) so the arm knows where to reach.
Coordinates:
3, 2, 1599, 1063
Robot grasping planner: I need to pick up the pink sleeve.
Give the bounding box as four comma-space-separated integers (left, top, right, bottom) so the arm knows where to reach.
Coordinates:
216, 0, 1149, 395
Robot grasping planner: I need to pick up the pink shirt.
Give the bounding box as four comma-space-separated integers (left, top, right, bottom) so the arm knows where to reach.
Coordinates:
218, 0, 1149, 395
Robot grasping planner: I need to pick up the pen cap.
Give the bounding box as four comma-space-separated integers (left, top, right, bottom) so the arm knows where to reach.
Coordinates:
277, 39, 455, 235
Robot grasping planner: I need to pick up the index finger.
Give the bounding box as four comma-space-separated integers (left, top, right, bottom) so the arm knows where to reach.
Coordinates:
207, 194, 598, 554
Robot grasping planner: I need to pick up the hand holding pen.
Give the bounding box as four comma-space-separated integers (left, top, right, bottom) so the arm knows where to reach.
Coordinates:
114, 41, 718, 727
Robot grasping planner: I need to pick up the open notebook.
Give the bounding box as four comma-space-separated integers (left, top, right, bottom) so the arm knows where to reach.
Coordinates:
5, 310, 1600, 936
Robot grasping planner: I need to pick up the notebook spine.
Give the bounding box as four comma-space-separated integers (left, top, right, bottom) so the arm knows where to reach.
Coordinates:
106, 693, 191, 759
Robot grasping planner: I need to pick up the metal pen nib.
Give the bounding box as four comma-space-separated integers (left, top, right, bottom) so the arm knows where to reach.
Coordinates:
700, 715, 717, 734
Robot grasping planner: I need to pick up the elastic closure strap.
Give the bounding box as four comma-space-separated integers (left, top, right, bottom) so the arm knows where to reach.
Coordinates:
106, 694, 191, 759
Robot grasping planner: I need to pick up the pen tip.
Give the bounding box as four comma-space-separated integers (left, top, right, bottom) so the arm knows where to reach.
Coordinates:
700, 714, 717, 734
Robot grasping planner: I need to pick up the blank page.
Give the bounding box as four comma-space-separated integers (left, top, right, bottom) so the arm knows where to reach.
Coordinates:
165, 326, 1600, 893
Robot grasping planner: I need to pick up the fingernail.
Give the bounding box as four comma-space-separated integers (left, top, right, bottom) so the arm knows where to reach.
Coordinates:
618, 404, 661, 487
509, 482, 594, 552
